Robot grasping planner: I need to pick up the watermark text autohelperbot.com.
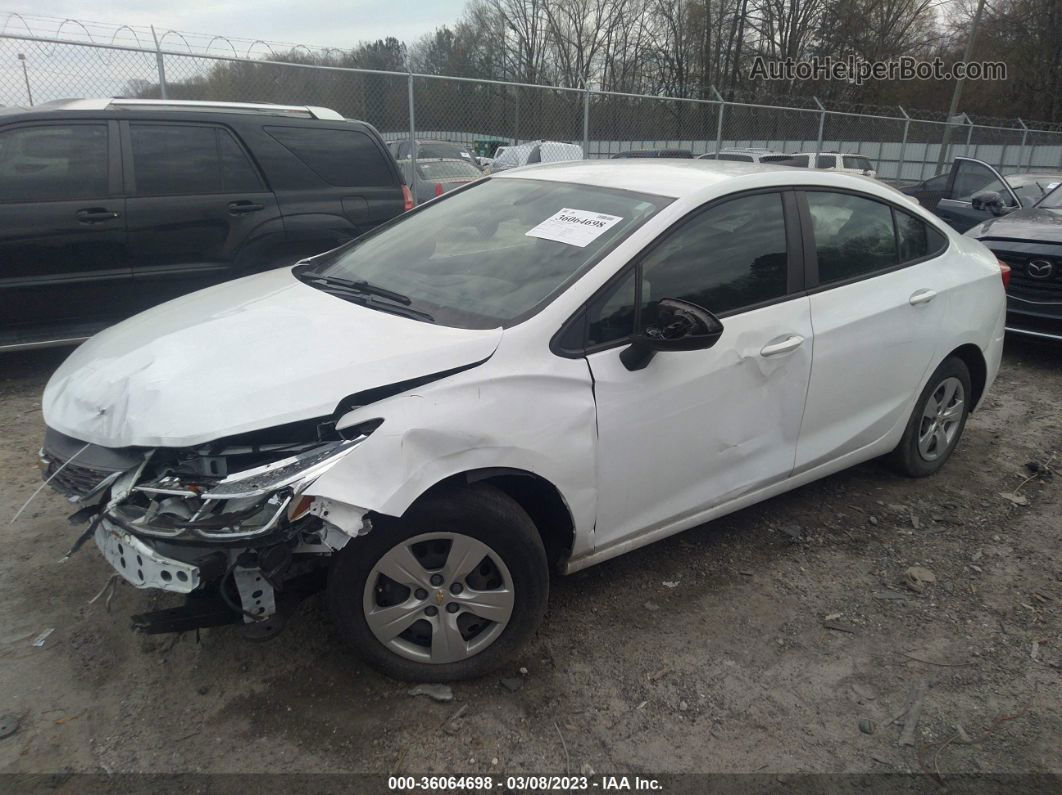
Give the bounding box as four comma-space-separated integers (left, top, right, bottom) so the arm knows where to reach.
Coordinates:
751, 55, 1007, 86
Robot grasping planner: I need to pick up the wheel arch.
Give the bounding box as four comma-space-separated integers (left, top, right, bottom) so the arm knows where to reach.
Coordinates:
409, 468, 577, 572
945, 343, 987, 410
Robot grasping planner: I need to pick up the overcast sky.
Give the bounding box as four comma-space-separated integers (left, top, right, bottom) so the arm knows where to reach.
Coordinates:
6, 1, 468, 49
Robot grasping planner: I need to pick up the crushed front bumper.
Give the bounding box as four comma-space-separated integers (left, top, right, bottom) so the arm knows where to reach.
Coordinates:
40, 427, 372, 634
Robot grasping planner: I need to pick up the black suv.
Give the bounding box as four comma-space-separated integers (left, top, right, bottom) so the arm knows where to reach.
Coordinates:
0, 99, 409, 351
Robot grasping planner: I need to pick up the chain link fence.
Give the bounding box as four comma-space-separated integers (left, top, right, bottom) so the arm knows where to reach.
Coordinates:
2, 30, 1062, 186
407, 76, 585, 151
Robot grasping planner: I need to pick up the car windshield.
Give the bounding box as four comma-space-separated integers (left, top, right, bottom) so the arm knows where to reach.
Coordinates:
1037, 182, 1062, 209
417, 143, 467, 159
302, 178, 671, 329
419, 160, 481, 180
845, 156, 874, 171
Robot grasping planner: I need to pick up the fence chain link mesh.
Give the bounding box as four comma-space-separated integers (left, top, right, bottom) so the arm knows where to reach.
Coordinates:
2, 31, 1062, 183
407, 77, 584, 151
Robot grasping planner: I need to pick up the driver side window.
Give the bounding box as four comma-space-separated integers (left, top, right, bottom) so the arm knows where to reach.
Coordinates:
636, 192, 789, 330
951, 161, 1012, 204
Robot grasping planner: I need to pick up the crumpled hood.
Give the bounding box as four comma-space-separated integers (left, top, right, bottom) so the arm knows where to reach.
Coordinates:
42, 267, 502, 448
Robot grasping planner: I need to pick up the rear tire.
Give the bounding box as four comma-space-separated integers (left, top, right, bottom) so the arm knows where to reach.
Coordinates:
889, 356, 972, 478
327, 484, 548, 681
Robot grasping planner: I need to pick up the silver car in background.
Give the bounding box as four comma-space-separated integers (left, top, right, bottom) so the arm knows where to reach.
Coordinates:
397, 158, 483, 204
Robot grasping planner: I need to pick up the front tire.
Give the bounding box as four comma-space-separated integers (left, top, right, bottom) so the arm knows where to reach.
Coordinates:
889, 356, 972, 478
327, 484, 548, 681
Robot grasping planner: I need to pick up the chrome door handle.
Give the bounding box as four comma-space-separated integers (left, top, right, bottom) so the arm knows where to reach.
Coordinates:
760, 335, 805, 357
909, 289, 937, 305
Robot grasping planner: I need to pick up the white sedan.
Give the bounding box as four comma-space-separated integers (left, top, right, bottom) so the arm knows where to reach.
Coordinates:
40, 160, 1006, 680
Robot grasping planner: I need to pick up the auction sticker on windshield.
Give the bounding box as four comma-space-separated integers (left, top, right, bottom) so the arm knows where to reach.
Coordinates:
525, 208, 623, 247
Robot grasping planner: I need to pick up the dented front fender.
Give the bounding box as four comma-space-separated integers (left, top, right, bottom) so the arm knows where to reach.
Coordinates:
303, 356, 598, 559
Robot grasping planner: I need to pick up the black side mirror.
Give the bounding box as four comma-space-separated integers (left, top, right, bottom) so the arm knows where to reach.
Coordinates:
971, 190, 1006, 215
620, 298, 724, 371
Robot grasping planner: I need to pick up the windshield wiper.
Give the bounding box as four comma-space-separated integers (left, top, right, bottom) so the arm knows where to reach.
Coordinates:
298, 273, 412, 305
306, 281, 435, 322
358, 296, 434, 322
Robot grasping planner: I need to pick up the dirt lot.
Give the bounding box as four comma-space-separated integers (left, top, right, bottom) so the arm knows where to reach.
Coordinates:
0, 340, 1059, 780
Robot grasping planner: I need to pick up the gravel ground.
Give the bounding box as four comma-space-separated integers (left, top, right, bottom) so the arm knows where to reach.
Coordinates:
0, 340, 1058, 778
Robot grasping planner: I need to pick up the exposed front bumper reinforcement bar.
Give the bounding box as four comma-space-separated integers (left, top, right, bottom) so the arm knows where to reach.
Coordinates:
129, 569, 326, 637
95, 521, 201, 593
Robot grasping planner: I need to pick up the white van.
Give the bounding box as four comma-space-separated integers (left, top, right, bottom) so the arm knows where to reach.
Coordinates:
489, 140, 583, 172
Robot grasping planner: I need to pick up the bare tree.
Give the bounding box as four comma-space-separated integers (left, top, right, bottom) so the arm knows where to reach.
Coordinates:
543, 0, 630, 87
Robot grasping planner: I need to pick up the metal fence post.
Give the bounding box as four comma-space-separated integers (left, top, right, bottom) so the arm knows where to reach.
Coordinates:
582, 84, 591, 158
1017, 118, 1029, 172
150, 25, 168, 99
965, 119, 974, 157
512, 84, 520, 144
897, 106, 910, 183
407, 71, 417, 205
710, 86, 724, 155
813, 97, 826, 166
16, 53, 32, 106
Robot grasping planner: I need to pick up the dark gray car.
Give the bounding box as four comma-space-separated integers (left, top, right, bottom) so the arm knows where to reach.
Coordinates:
901, 157, 1062, 232
397, 158, 483, 204
965, 182, 1062, 342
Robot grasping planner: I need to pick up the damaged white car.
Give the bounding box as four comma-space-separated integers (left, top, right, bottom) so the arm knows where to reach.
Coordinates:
40, 160, 1006, 680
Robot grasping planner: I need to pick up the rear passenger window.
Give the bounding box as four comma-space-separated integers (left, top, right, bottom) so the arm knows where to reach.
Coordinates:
131, 124, 262, 195
265, 126, 394, 187
806, 192, 897, 283
895, 210, 947, 262
0, 124, 108, 202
